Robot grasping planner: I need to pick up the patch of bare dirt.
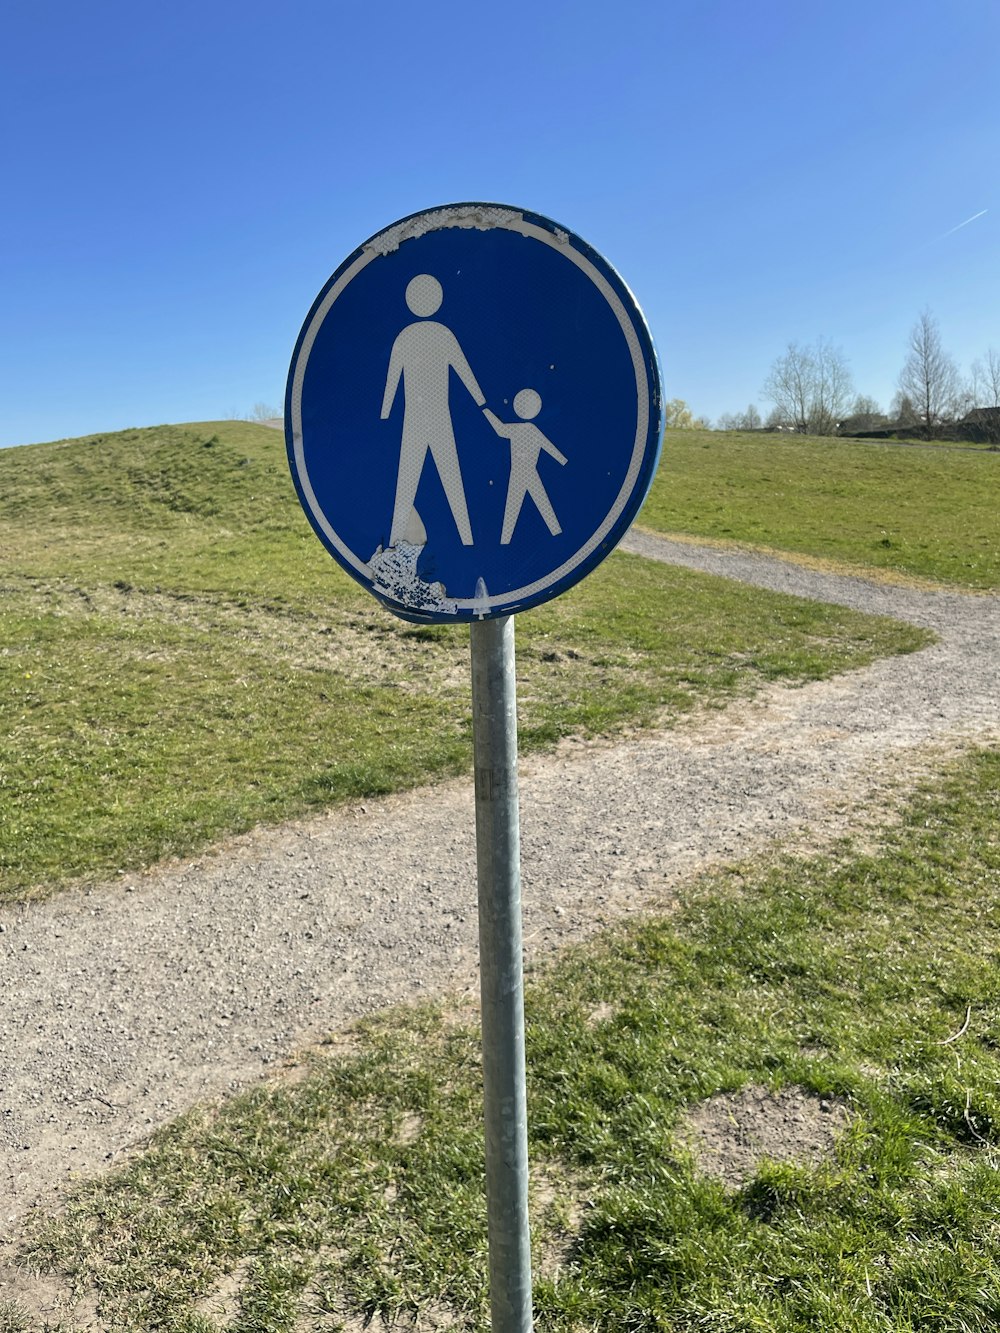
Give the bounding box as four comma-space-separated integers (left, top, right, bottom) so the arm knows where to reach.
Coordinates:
193, 1259, 252, 1325
679, 1085, 851, 1191
0, 1264, 100, 1329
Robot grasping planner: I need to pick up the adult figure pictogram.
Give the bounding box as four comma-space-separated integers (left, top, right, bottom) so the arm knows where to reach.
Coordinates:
381, 273, 485, 548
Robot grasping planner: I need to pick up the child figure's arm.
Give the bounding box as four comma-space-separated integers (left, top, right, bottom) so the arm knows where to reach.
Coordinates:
482, 408, 513, 438
539, 433, 568, 466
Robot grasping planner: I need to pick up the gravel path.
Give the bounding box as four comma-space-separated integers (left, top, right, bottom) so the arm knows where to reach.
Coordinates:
2, 535, 997, 1244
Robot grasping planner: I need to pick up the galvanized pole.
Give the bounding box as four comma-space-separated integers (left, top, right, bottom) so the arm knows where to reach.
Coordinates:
470, 615, 533, 1332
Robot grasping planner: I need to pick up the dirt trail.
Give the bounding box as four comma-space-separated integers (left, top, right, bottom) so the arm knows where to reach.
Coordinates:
2, 533, 997, 1246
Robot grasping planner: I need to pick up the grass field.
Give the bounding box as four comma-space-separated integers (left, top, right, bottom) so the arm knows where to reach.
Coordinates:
0, 422, 932, 902
11, 746, 998, 1332
3, 424, 996, 1328
642, 429, 1000, 589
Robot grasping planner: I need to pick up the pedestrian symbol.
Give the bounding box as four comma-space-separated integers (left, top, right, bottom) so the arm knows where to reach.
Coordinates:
286, 203, 663, 623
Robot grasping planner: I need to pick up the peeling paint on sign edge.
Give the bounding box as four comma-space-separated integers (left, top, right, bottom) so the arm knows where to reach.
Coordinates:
365, 206, 525, 257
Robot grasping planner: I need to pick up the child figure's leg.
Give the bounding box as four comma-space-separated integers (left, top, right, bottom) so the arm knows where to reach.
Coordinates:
501, 469, 561, 543
526, 471, 561, 535
501, 476, 528, 545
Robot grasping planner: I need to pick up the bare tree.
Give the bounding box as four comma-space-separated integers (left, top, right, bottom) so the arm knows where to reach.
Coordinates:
717, 404, 762, 431
953, 377, 977, 422
762, 339, 853, 434
762, 342, 813, 432
252, 402, 282, 422
837, 394, 887, 434
986, 348, 1000, 406
897, 310, 960, 436
811, 340, 854, 433
970, 348, 1000, 408
966, 348, 1000, 447
890, 391, 920, 428
851, 393, 882, 417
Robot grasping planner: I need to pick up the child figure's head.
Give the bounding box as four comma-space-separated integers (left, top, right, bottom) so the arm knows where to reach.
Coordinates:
513, 389, 542, 420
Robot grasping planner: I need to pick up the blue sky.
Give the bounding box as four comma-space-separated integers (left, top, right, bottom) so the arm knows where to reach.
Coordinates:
2, 0, 997, 448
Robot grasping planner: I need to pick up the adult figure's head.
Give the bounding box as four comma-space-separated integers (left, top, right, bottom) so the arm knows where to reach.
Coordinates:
405, 273, 443, 318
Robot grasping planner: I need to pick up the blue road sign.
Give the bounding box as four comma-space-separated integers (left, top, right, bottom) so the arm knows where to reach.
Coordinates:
286, 203, 663, 623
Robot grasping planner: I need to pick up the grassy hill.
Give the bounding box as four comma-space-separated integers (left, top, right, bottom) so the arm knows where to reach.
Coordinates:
643, 429, 1000, 589
0, 420, 325, 605
0, 422, 932, 901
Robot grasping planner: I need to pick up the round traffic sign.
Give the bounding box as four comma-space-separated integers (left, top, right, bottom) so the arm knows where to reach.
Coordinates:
286, 203, 663, 623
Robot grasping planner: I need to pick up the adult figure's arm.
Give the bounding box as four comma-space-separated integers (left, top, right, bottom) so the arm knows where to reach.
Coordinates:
446, 329, 486, 407
380, 333, 404, 419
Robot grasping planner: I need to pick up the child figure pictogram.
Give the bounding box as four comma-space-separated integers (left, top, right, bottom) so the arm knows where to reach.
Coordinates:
483, 389, 568, 546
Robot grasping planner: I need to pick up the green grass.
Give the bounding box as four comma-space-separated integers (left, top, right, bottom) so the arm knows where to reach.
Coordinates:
12, 746, 999, 1331
643, 429, 1000, 588
0, 422, 931, 902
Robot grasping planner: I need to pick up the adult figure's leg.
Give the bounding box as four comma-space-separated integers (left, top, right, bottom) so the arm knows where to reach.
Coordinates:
430, 434, 474, 546
390, 432, 429, 547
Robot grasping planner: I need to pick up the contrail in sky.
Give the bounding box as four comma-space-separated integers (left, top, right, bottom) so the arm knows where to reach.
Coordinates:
940, 209, 988, 239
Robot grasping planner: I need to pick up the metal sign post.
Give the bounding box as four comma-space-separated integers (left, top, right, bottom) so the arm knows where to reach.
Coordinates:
471, 615, 532, 1332
285, 202, 662, 1331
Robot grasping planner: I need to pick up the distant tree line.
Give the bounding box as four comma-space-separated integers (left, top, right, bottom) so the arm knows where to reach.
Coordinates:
663, 398, 712, 430
687, 310, 999, 447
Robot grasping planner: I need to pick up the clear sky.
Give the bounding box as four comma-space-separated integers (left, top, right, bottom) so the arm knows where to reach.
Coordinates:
2, 0, 997, 448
